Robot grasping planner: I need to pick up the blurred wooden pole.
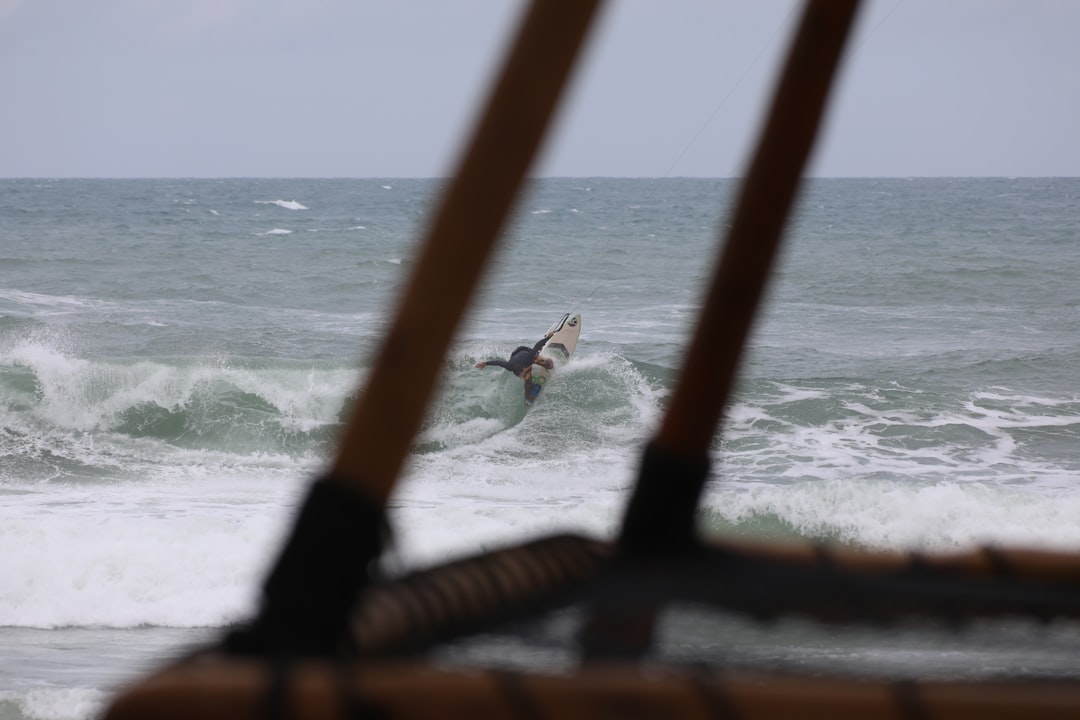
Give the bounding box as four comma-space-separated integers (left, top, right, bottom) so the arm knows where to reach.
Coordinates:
621, 0, 861, 550
215, 1, 606, 660
659, 0, 860, 464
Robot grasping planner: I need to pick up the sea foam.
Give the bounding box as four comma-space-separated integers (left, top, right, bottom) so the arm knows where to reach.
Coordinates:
0, 688, 107, 720
255, 199, 308, 210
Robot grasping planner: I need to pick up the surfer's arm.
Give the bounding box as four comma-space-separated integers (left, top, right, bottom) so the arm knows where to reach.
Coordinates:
532, 332, 553, 353
477, 359, 512, 371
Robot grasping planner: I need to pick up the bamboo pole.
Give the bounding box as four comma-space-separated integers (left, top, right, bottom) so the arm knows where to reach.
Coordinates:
220, 0, 605, 658
106, 661, 1080, 720
621, 0, 862, 550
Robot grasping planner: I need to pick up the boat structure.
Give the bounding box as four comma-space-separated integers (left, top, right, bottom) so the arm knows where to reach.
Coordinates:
105, 1, 1080, 718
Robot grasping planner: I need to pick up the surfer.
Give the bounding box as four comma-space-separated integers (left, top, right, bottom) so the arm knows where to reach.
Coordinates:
475, 331, 555, 383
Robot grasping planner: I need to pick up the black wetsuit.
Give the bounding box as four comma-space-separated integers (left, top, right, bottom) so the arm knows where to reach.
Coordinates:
482, 335, 550, 376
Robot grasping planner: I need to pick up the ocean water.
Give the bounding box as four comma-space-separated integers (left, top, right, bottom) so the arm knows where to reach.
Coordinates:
3, 177, 1080, 718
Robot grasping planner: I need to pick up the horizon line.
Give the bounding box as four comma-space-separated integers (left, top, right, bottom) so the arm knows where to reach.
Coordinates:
3, 175, 1078, 181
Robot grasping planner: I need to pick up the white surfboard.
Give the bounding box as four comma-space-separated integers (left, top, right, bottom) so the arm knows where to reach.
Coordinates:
524, 313, 581, 406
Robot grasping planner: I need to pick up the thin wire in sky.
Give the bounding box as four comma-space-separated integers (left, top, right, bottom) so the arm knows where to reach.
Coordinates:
662, 0, 906, 178
842, 0, 907, 63
662, 3, 799, 178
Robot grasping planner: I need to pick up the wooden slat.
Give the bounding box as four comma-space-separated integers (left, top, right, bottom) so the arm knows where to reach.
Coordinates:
105, 660, 1080, 720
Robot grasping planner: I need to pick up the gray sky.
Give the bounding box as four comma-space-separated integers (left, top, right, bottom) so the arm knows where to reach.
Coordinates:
2, 0, 1078, 178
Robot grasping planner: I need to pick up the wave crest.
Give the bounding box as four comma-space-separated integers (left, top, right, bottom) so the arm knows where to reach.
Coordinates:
1, 342, 353, 455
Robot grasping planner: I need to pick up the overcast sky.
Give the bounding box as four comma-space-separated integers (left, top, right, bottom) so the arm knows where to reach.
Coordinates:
2, 0, 1078, 178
